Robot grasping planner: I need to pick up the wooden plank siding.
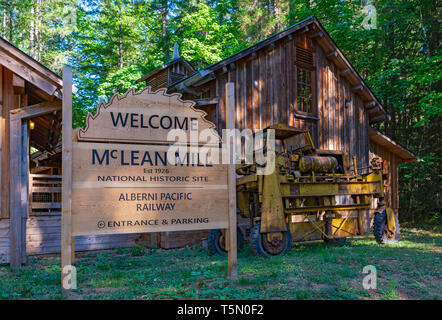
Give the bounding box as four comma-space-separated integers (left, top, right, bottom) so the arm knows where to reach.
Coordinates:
212, 37, 371, 168
26, 216, 140, 255
369, 142, 400, 213
0, 218, 9, 263
144, 18, 415, 249
1, 67, 13, 219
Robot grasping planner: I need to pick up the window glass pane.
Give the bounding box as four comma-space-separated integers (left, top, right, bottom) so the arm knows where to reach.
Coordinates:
297, 68, 312, 113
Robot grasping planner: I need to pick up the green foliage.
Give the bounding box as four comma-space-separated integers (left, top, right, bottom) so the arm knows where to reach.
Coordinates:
170, 2, 244, 68
0, 0, 439, 223
130, 244, 146, 257
97, 65, 144, 98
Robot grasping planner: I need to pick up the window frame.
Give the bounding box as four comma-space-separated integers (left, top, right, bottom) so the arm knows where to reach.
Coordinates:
294, 50, 317, 117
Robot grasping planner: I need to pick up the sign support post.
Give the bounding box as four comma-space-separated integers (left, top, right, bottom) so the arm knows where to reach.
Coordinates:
226, 82, 238, 279
61, 66, 73, 293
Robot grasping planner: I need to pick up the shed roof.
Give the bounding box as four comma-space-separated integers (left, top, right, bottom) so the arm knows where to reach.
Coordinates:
0, 36, 62, 98
135, 56, 195, 84
168, 16, 389, 123
369, 128, 417, 163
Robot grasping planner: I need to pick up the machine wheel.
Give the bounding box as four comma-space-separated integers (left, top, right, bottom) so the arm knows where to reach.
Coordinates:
208, 227, 244, 255
249, 222, 292, 258
373, 210, 400, 244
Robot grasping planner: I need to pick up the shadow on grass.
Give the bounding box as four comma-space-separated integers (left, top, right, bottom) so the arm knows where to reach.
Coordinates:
0, 228, 440, 300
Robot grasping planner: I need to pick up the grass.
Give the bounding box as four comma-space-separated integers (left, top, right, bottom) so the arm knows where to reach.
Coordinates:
0, 227, 440, 300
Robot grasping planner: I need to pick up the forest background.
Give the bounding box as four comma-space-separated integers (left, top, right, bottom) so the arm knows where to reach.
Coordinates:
0, 0, 440, 225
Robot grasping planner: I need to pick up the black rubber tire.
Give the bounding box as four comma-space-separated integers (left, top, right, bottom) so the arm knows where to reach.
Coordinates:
373, 210, 400, 244
208, 227, 244, 255
249, 222, 292, 258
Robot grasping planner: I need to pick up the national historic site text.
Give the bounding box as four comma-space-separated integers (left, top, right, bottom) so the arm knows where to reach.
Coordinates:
71, 142, 228, 236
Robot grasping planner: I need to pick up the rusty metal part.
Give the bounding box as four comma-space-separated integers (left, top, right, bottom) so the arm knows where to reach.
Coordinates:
370, 157, 383, 171
385, 207, 397, 235
260, 164, 287, 233
235, 124, 391, 254
299, 156, 339, 173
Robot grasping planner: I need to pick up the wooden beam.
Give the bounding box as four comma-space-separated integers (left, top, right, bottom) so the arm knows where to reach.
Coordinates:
9, 118, 24, 269
2, 68, 12, 220
326, 51, 338, 59
0, 69, 2, 218
192, 72, 215, 87
0, 50, 59, 96
31, 202, 62, 209
176, 83, 200, 96
368, 105, 381, 115
352, 85, 364, 92
365, 101, 376, 109
61, 66, 73, 292
20, 121, 29, 263
0, 38, 62, 86
311, 31, 324, 39
10, 100, 61, 120
226, 82, 238, 280
369, 114, 389, 124
340, 68, 350, 76
12, 74, 25, 94
294, 112, 319, 121
194, 97, 220, 106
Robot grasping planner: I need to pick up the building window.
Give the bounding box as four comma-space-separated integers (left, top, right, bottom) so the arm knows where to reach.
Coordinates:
297, 67, 313, 114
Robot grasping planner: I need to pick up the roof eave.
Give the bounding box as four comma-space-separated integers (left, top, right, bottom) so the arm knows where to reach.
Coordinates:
136, 57, 195, 84
311, 17, 388, 118
169, 16, 390, 122
0, 36, 62, 97
369, 128, 417, 163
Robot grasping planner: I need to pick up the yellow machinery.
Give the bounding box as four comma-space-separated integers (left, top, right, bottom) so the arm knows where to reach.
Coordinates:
208, 124, 400, 257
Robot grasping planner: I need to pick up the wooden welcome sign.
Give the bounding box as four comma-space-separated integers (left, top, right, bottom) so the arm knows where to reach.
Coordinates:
72, 86, 227, 236
61, 67, 237, 291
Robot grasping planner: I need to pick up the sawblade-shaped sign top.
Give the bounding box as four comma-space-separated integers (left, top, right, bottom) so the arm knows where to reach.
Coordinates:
78, 86, 221, 145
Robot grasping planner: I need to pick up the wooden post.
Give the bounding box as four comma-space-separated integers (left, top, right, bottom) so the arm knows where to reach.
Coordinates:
61, 66, 73, 292
20, 121, 28, 264
9, 117, 23, 269
226, 82, 238, 279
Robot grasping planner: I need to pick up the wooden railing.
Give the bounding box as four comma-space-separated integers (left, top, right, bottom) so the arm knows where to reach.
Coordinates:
29, 174, 61, 216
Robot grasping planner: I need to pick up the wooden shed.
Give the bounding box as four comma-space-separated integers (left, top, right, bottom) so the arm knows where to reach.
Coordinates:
0, 37, 140, 266
137, 16, 416, 248
1, 15, 417, 265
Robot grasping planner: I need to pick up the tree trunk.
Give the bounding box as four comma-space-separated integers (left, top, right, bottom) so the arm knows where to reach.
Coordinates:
162, 0, 169, 60
30, 3, 35, 57
273, 0, 281, 33
8, 5, 13, 41
119, 23, 123, 68
2, 11, 6, 36
36, 0, 42, 61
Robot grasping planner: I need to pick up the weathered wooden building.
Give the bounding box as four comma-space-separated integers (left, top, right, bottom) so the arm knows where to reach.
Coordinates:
1, 16, 417, 264
0, 37, 140, 265
137, 16, 416, 248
